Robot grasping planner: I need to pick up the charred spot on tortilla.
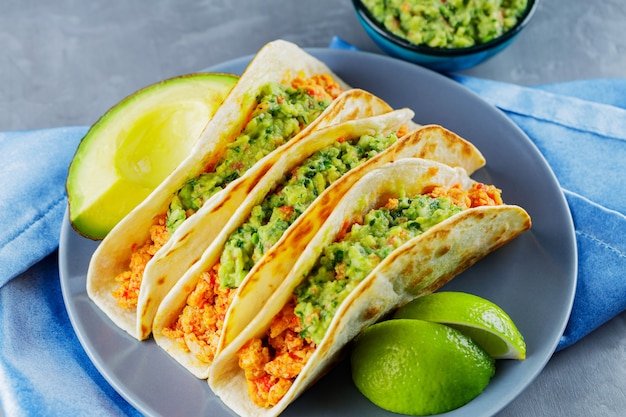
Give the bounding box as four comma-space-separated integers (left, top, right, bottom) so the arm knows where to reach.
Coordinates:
474, 210, 487, 220
491, 225, 510, 245
238, 265, 272, 296
427, 166, 440, 177
292, 218, 315, 242
423, 272, 455, 294
260, 249, 279, 266
352, 276, 383, 320
319, 199, 337, 220
240, 275, 279, 301
243, 162, 273, 195
302, 190, 340, 226
363, 303, 383, 321
431, 227, 452, 241
156, 276, 166, 286
461, 142, 476, 158
178, 230, 192, 243
418, 266, 435, 280
211, 191, 232, 213
491, 226, 521, 248
420, 141, 439, 157
345, 107, 361, 120
435, 244, 452, 258
343, 91, 381, 119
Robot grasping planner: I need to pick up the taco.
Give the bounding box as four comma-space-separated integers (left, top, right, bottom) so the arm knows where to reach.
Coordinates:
87, 39, 360, 340
151, 120, 487, 379
137, 88, 402, 338
208, 158, 531, 417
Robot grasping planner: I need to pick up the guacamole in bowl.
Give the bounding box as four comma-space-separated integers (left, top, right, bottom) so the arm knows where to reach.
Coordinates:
352, 0, 538, 72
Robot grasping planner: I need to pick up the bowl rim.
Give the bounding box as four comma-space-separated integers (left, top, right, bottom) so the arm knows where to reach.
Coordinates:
353, 0, 538, 57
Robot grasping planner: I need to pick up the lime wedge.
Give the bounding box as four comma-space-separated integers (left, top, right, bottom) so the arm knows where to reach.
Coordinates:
351, 319, 495, 415
66, 73, 237, 239
394, 291, 526, 360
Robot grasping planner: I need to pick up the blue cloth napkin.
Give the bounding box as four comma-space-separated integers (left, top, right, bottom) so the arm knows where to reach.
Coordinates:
0, 127, 141, 417
448, 75, 626, 349
1, 44, 626, 415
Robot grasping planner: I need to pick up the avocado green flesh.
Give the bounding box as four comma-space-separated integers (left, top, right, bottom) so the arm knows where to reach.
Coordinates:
67, 73, 238, 239
115, 102, 211, 188
70, 177, 152, 239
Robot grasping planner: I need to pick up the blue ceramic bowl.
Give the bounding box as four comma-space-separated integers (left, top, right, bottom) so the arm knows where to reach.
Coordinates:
352, 0, 538, 72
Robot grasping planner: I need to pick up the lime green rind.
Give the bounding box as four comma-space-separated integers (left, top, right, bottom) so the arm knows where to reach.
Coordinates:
447, 323, 526, 359
351, 319, 495, 415
393, 291, 527, 360
67, 73, 238, 239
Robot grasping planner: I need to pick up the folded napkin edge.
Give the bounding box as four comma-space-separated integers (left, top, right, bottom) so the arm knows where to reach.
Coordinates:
564, 188, 626, 219
449, 74, 626, 143
0, 193, 66, 286
1, 194, 66, 252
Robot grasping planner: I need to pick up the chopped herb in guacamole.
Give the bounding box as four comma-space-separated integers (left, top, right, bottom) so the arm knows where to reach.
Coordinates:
166, 81, 335, 233
218, 132, 399, 289
294, 195, 462, 344
363, 0, 528, 48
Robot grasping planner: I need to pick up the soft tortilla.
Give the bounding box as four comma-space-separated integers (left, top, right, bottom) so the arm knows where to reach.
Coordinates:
209, 158, 531, 417
151, 108, 414, 378
151, 122, 487, 379
219, 124, 486, 349
136, 88, 398, 340
87, 39, 354, 340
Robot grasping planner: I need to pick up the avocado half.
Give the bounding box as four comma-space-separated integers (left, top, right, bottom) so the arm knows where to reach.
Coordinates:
66, 72, 238, 240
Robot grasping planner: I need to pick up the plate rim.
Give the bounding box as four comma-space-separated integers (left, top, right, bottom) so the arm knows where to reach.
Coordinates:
59, 47, 577, 417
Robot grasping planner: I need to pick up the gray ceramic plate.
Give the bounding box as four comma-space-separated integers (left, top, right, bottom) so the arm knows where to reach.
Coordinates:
59, 48, 577, 417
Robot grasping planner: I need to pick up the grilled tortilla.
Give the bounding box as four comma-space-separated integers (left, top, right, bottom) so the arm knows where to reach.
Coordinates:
209, 158, 531, 417
151, 121, 487, 379
139, 88, 402, 340
87, 39, 359, 340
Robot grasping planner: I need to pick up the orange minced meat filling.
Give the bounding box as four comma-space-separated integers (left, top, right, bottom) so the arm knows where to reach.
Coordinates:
428, 182, 503, 209
238, 298, 316, 408
110, 73, 342, 309
291, 73, 343, 101
111, 214, 169, 309
161, 263, 235, 364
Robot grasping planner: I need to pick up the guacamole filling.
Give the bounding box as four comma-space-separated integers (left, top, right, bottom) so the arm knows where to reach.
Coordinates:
238, 182, 503, 407
111, 74, 342, 310
162, 129, 405, 364
166, 76, 342, 234
218, 131, 403, 289
363, 0, 528, 49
